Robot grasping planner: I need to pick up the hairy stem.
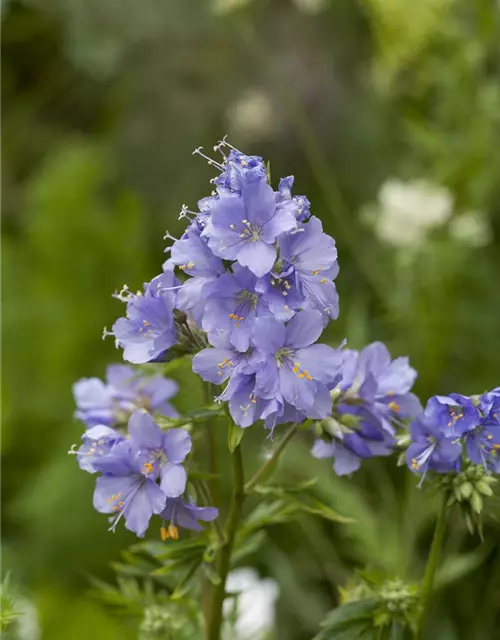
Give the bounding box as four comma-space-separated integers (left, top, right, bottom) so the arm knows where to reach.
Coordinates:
206, 444, 245, 640
245, 423, 298, 493
415, 495, 448, 639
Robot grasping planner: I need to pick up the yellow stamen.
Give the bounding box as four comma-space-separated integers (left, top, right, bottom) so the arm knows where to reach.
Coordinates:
160, 527, 169, 541
388, 401, 400, 413
168, 525, 179, 540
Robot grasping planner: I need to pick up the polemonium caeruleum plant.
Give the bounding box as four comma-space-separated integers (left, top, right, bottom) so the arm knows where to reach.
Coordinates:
70, 139, 499, 640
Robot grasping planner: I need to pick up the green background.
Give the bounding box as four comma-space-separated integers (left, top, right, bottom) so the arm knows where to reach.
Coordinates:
2, 0, 500, 638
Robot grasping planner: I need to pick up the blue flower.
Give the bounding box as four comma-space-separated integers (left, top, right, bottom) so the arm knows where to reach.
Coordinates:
93, 440, 167, 537
278, 216, 339, 320
464, 389, 500, 469
73, 364, 179, 428
255, 265, 304, 321
406, 410, 462, 477
225, 373, 281, 429
112, 272, 178, 364
252, 310, 342, 419
71, 424, 124, 473
202, 266, 270, 352
159, 498, 219, 539
202, 180, 297, 277
167, 228, 225, 324
337, 342, 422, 435
423, 394, 480, 437
312, 409, 396, 476
127, 410, 191, 498
213, 149, 267, 192
276, 176, 311, 222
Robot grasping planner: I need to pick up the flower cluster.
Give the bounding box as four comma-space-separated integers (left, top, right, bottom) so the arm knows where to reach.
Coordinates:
71, 369, 217, 537
406, 389, 500, 479
312, 342, 422, 475
109, 139, 342, 430
73, 364, 179, 428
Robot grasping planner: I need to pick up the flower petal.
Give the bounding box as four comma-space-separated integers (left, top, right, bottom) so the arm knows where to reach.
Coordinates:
160, 463, 187, 498
162, 428, 192, 464
237, 241, 276, 278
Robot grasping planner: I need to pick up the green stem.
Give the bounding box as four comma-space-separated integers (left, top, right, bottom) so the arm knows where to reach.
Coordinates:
206, 444, 245, 640
205, 382, 220, 506
245, 423, 298, 494
415, 494, 448, 639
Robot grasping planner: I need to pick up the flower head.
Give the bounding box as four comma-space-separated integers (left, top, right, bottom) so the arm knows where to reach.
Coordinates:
252, 310, 342, 419
127, 410, 191, 497
278, 216, 339, 320
71, 424, 123, 473
202, 266, 270, 352
159, 498, 218, 540
73, 364, 178, 428
93, 440, 167, 537
202, 180, 297, 277
406, 412, 462, 478
112, 272, 178, 364
423, 394, 480, 437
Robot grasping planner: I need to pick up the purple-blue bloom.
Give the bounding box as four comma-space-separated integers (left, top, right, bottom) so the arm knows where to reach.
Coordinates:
73, 364, 178, 428
464, 389, 500, 470
422, 394, 480, 437
278, 216, 339, 320
406, 409, 462, 477
252, 310, 342, 419
112, 271, 178, 364
276, 176, 311, 222
255, 265, 304, 322
167, 227, 225, 324
127, 410, 191, 498
202, 266, 270, 352
337, 342, 422, 435
213, 149, 267, 192
160, 498, 219, 539
202, 179, 297, 278
71, 424, 124, 473
93, 440, 167, 537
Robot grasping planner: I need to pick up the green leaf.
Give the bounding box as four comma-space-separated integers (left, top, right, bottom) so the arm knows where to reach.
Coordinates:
435, 545, 492, 590
228, 419, 245, 453
170, 560, 203, 600
254, 485, 354, 524
313, 598, 381, 640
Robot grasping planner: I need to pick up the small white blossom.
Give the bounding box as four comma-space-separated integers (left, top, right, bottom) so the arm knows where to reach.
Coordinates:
15, 597, 41, 640
292, 0, 328, 13
374, 179, 453, 248
223, 568, 279, 640
226, 89, 278, 142
449, 210, 491, 247
211, 0, 253, 16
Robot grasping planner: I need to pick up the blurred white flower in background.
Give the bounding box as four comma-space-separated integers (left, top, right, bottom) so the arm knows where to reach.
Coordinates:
15, 597, 41, 640
449, 210, 491, 247
223, 567, 280, 640
211, 0, 253, 16
226, 89, 278, 143
292, 0, 328, 14
372, 178, 453, 247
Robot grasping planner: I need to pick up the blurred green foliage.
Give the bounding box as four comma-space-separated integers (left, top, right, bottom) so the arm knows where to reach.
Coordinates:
2, 0, 500, 638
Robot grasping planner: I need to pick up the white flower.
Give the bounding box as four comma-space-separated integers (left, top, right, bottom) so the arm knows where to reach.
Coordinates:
449, 210, 491, 247
223, 568, 280, 640
211, 0, 253, 16
374, 179, 453, 248
226, 89, 278, 142
292, 0, 328, 13
15, 597, 41, 640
